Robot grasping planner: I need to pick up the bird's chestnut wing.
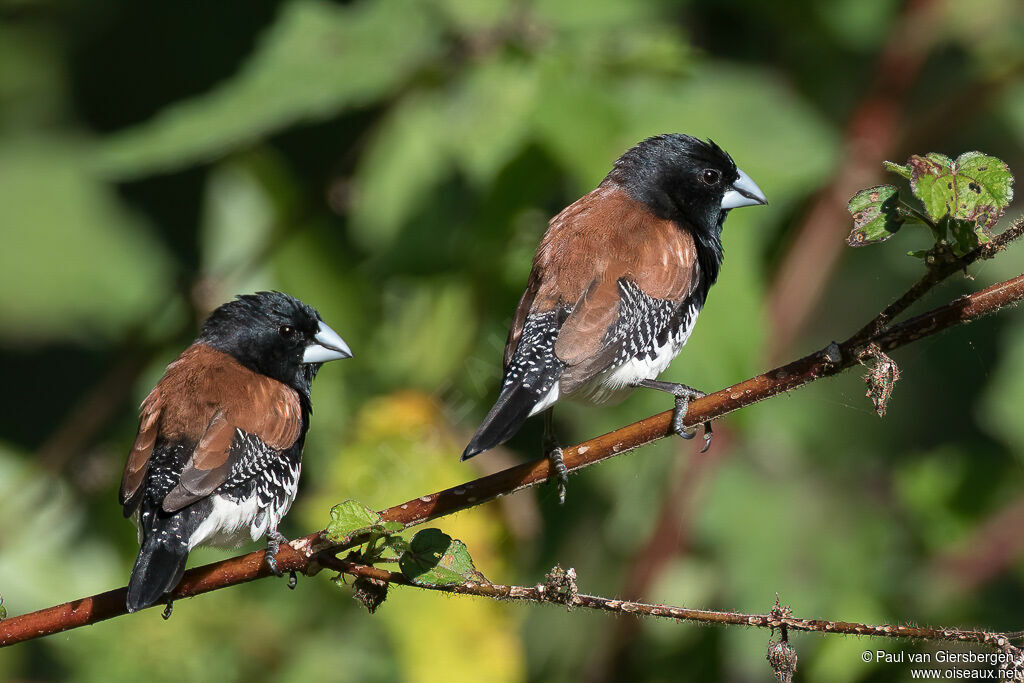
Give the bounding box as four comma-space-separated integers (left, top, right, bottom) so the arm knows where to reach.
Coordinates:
161, 372, 303, 513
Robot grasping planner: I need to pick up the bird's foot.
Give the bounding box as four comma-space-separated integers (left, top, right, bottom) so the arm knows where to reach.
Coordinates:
265, 530, 288, 578
547, 447, 569, 505
670, 388, 713, 453
639, 379, 713, 453
162, 599, 174, 620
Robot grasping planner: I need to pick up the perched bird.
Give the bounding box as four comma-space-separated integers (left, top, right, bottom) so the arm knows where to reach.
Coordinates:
119, 291, 351, 613
462, 134, 767, 500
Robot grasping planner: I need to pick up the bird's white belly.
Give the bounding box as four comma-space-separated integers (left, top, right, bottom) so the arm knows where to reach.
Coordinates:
187, 492, 296, 550
188, 494, 261, 550
605, 337, 681, 389
574, 338, 683, 405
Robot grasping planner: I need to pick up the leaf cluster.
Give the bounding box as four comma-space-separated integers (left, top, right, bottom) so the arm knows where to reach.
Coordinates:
326, 500, 485, 593
847, 152, 1014, 257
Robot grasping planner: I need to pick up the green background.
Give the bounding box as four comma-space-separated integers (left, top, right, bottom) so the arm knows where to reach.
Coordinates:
1, 0, 1023, 680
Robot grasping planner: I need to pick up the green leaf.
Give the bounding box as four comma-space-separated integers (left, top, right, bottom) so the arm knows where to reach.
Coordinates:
532, 69, 624, 188
382, 521, 406, 534
846, 185, 904, 246
94, 0, 443, 178
446, 56, 539, 186
348, 93, 451, 251
883, 160, 912, 179
325, 500, 381, 545
0, 139, 173, 341
941, 215, 993, 257
907, 151, 1014, 226
907, 249, 930, 259
0, 595, 6, 620
382, 535, 412, 555
399, 528, 484, 586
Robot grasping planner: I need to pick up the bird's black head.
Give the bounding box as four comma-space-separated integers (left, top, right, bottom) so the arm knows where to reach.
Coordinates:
605, 134, 767, 294
605, 134, 767, 237
198, 291, 352, 396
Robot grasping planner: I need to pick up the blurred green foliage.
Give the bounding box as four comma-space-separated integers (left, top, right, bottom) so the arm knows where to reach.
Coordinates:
0, 0, 1023, 681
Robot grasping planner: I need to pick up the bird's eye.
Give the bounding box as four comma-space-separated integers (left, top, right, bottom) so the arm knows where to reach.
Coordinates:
701, 169, 721, 185
278, 325, 296, 339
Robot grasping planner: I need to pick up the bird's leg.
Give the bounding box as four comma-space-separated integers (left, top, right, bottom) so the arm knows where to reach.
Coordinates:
543, 409, 568, 505
637, 379, 713, 453
265, 529, 287, 578
265, 530, 299, 587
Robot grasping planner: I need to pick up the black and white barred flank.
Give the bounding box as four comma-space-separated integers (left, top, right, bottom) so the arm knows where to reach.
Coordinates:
572, 279, 701, 405
502, 309, 566, 400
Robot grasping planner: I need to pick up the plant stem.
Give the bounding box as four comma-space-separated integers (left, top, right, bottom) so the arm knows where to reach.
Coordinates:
319, 556, 1024, 649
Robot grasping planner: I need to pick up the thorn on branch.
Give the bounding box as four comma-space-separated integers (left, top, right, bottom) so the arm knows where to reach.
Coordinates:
770, 595, 792, 623
858, 343, 901, 417
542, 564, 578, 609
766, 597, 798, 682
352, 576, 389, 614
822, 341, 843, 368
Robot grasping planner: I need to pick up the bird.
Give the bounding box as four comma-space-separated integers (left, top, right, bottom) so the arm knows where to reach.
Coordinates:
119, 291, 352, 613
461, 134, 767, 501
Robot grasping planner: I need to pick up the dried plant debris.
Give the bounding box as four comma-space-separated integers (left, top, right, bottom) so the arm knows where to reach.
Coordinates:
351, 576, 389, 614
766, 638, 798, 683
859, 344, 901, 417
542, 564, 579, 608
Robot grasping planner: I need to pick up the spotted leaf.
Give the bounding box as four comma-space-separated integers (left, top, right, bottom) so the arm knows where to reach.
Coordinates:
846, 185, 905, 246
908, 152, 1013, 228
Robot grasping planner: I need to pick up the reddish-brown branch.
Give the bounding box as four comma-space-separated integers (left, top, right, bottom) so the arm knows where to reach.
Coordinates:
4, 260, 1023, 647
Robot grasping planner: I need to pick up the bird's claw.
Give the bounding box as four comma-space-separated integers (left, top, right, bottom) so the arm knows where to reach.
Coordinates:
265, 549, 282, 577
548, 447, 568, 505
265, 531, 287, 578
162, 600, 174, 620
671, 390, 713, 453
288, 570, 298, 590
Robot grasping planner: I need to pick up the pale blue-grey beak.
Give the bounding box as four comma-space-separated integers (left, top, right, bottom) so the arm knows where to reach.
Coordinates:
303, 321, 352, 364
721, 167, 768, 209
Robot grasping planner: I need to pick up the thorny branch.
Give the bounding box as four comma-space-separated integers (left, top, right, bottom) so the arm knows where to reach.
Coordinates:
318, 555, 1024, 649
1, 218, 1023, 649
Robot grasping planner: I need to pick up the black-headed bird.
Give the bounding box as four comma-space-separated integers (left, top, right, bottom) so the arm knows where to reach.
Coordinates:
461, 134, 767, 501
119, 291, 351, 612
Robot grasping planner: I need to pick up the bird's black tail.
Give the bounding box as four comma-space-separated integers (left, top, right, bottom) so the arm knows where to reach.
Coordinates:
462, 382, 549, 461
463, 310, 566, 461
126, 509, 194, 613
